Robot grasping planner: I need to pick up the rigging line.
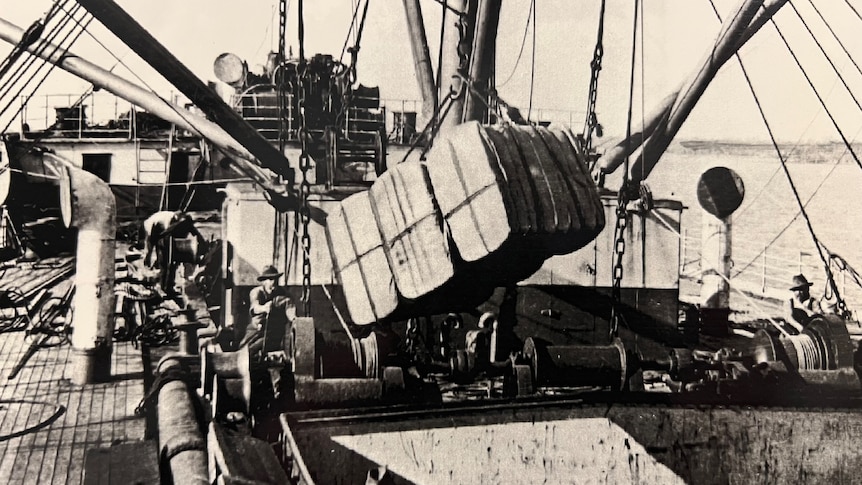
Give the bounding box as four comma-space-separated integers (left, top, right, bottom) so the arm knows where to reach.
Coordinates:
0, 1, 77, 101
54, 3, 213, 135
767, 14, 862, 172
734, 118, 824, 221
651, 209, 789, 334
845, 0, 862, 22
0, 11, 91, 132
526, 0, 536, 122
429, 0, 465, 17
788, 1, 862, 115
434, 1, 446, 122
623, 0, 640, 182
0, 0, 68, 82
730, 141, 852, 278
804, 0, 862, 79
639, 0, 646, 183
339, 0, 364, 63
711, 2, 847, 310
0, 8, 92, 131
496, 0, 533, 88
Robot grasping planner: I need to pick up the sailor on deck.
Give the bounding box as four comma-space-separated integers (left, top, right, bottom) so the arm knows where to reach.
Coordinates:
787, 274, 822, 330
240, 265, 294, 355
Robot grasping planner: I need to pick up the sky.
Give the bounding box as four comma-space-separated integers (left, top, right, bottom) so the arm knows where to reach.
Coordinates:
0, 0, 861, 143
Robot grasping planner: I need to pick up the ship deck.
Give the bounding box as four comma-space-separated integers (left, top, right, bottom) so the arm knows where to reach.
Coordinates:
0, 334, 145, 484
0, 257, 147, 485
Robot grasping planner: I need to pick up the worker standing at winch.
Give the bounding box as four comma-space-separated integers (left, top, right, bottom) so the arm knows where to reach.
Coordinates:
240, 264, 294, 356
787, 274, 823, 330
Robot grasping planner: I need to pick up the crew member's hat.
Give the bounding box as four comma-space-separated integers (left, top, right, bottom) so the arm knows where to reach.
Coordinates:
790, 274, 813, 291
257, 265, 283, 281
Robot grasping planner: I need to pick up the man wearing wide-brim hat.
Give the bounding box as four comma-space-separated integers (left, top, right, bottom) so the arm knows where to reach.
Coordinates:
249, 264, 287, 324
241, 264, 291, 350
786, 273, 822, 331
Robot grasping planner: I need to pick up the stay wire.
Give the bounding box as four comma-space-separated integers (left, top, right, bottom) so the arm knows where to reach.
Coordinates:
526, 0, 536, 122
788, 1, 862, 117
845, 0, 862, 23
46, 2, 225, 152
803, 0, 862, 80
0, 0, 67, 89
610, 0, 640, 337
766, 11, 862, 173
0, 7, 92, 132
496, 0, 533, 88
0, 1, 76, 105
708, 0, 848, 313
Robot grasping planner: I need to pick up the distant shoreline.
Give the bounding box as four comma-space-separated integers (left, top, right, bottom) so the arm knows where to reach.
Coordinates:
669, 140, 861, 163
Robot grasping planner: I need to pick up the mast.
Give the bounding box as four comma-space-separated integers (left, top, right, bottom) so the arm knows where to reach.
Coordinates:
463, 0, 501, 123
402, 0, 437, 127
437, 0, 468, 132
75, 0, 295, 186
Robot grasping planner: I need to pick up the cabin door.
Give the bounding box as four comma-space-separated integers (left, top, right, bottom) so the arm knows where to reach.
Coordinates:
82, 153, 112, 183
166, 152, 189, 210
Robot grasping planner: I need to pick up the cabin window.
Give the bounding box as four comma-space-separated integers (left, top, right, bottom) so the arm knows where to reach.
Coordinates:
82, 153, 112, 183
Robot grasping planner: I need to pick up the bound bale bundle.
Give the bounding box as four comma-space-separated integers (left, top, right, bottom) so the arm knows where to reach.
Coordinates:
425, 121, 604, 264
327, 122, 605, 325
369, 160, 454, 300
326, 190, 397, 325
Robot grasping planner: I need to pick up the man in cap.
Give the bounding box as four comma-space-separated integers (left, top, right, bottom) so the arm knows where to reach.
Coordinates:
239, 264, 292, 354
787, 274, 822, 330
248, 264, 288, 329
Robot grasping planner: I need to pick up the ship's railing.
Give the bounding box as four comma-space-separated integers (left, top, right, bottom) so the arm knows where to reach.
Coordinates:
378, 99, 585, 144
681, 232, 862, 317
16, 92, 189, 140
20, 92, 132, 138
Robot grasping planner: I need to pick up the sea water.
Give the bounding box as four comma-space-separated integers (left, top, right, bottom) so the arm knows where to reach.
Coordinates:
645, 141, 862, 314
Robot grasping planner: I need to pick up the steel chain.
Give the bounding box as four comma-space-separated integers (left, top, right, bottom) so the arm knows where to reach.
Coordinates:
298, 60, 312, 317
609, 188, 628, 337
582, 0, 606, 152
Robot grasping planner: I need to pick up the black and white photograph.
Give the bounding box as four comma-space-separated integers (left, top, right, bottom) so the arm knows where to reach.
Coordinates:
0, 1, 860, 483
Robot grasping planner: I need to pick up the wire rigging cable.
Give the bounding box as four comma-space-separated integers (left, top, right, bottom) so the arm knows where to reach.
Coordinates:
788, 1, 862, 116
0, 1, 74, 101
526, 0, 537, 122
766, 7, 862, 172
803, 0, 862, 80
0, 4, 93, 133
496, 0, 533, 88
707, 0, 849, 315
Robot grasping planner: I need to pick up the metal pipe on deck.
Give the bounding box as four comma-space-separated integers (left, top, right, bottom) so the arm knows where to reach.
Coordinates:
402, 0, 438, 127
157, 378, 209, 485
0, 17, 288, 200
44, 153, 116, 384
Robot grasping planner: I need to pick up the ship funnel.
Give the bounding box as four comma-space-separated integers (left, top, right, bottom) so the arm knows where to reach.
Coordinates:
213, 52, 247, 86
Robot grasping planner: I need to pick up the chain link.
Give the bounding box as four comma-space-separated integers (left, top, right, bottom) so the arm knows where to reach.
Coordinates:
297, 58, 311, 317
609, 188, 628, 337
582, 0, 606, 152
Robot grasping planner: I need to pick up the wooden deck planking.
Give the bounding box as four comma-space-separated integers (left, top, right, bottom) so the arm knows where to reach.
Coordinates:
0, 329, 146, 485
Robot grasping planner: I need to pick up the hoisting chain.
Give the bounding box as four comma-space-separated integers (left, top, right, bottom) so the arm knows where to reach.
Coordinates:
582, 0, 606, 153
609, 187, 628, 337
297, 0, 311, 317
452, 5, 471, 102
610, 0, 640, 338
